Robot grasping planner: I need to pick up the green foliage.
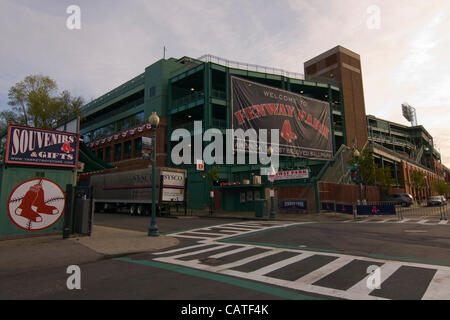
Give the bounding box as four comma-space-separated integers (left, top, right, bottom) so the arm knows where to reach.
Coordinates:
348, 148, 396, 196
348, 148, 377, 186
408, 171, 427, 192
375, 166, 396, 195
205, 166, 220, 188
433, 180, 449, 195
1, 74, 83, 130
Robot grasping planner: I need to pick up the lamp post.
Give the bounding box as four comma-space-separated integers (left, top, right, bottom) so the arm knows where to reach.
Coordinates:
148, 111, 160, 237
353, 149, 363, 204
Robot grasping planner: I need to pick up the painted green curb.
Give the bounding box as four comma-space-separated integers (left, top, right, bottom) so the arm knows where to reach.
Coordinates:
114, 257, 325, 300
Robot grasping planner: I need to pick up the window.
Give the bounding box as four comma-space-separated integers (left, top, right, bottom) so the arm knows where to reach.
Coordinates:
114, 143, 122, 162
105, 146, 111, 162
134, 138, 142, 157
97, 148, 104, 160
149, 86, 156, 97
124, 140, 132, 160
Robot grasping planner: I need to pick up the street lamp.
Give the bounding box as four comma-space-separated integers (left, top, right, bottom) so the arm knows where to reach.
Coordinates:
148, 111, 160, 237
353, 148, 363, 204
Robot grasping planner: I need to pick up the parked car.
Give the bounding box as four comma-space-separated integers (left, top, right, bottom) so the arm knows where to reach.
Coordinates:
386, 193, 413, 207
427, 196, 444, 206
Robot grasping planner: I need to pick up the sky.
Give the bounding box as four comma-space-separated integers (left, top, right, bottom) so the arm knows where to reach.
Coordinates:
1, 0, 449, 166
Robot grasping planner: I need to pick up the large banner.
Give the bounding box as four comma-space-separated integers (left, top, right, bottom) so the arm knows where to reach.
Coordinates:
231, 76, 332, 160
5, 125, 79, 168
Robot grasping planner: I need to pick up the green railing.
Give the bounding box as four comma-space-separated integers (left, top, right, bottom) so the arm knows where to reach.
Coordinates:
172, 91, 205, 109
82, 73, 145, 114
82, 97, 144, 130
212, 118, 227, 129
211, 89, 226, 100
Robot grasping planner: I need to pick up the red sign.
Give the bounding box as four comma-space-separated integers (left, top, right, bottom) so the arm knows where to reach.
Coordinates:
196, 160, 204, 171
268, 169, 309, 182
5, 125, 79, 168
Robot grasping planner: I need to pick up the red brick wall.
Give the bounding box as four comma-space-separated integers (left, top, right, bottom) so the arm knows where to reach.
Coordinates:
319, 182, 380, 203
278, 185, 316, 213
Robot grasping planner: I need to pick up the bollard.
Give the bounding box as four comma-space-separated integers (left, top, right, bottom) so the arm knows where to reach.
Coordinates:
63, 184, 73, 239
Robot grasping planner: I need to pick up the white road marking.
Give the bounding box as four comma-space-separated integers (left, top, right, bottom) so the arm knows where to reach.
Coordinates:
153, 221, 450, 300
166, 244, 236, 260
251, 253, 314, 276
357, 219, 374, 223
209, 246, 256, 259
293, 257, 353, 285
438, 220, 448, 225
421, 269, 450, 300
152, 242, 211, 256
418, 219, 429, 224
346, 261, 400, 297
212, 250, 281, 271
179, 231, 225, 237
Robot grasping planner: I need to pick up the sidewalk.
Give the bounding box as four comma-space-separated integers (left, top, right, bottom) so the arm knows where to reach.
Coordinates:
0, 225, 179, 277
169, 209, 353, 223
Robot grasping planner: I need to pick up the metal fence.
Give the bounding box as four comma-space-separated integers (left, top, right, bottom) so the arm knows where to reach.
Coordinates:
321, 201, 448, 221
198, 54, 305, 80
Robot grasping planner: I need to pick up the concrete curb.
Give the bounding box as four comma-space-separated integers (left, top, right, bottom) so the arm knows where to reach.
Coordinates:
70, 225, 180, 256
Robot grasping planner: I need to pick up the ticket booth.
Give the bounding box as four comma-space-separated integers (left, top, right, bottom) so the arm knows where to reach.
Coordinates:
0, 124, 79, 238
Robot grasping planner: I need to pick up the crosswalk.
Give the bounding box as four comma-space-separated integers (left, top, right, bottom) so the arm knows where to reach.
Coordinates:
152, 221, 450, 300
342, 218, 448, 225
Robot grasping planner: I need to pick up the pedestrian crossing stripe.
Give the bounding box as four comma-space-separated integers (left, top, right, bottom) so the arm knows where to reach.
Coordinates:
342, 219, 449, 226
152, 221, 450, 300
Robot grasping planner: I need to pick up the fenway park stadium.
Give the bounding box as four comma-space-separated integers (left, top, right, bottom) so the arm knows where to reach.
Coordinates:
73, 45, 449, 214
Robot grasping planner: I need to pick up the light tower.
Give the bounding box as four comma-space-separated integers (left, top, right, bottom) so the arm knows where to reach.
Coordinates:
401, 103, 418, 126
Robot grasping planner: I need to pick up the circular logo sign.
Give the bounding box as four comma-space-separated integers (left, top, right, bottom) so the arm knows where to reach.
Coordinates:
7, 178, 66, 231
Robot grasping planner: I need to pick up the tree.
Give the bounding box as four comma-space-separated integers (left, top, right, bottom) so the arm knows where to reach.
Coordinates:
408, 171, 427, 198
433, 180, 449, 195
204, 166, 220, 213
205, 166, 220, 189
2, 74, 83, 130
348, 148, 396, 199
348, 148, 377, 186
375, 166, 396, 197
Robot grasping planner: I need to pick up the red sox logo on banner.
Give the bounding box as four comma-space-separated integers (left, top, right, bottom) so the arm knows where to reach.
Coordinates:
231, 76, 333, 160
7, 178, 66, 231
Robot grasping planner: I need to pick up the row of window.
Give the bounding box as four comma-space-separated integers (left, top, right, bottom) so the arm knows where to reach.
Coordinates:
84, 112, 145, 143
93, 137, 143, 162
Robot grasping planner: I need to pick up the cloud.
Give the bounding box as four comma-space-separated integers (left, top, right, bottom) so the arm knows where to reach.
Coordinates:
1, 0, 449, 166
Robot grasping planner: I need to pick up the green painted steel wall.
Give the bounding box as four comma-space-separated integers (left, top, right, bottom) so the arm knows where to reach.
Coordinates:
145, 59, 191, 118
0, 166, 76, 237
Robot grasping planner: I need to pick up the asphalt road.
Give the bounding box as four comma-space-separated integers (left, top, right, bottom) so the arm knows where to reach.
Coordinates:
2, 213, 450, 303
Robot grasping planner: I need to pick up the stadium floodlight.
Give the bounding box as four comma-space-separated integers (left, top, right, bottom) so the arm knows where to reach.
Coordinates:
401, 103, 418, 126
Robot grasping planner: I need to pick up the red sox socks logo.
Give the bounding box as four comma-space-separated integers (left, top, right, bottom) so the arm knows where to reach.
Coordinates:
7, 178, 65, 231
280, 120, 297, 143
61, 141, 74, 153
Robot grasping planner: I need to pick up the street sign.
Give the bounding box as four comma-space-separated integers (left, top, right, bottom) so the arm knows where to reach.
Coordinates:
196, 159, 204, 171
